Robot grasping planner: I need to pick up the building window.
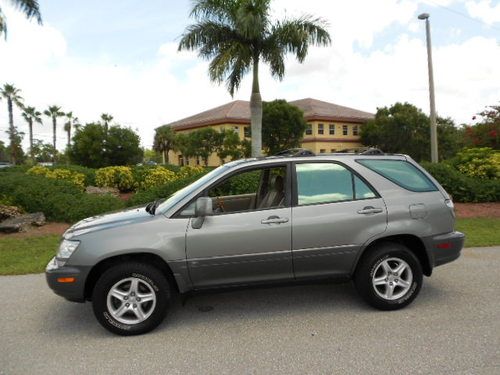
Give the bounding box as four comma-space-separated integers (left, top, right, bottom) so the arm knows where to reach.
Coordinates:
233, 126, 239, 132
342, 125, 348, 136
329, 124, 335, 135
244, 126, 251, 138
178, 155, 184, 166
318, 123, 324, 135
305, 124, 312, 135
353, 125, 359, 136
320, 149, 326, 153
330, 148, 336, 153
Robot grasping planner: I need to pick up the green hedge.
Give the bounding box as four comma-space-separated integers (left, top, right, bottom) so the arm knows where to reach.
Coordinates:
421, 162, 500, 202
0, 172, 125, 222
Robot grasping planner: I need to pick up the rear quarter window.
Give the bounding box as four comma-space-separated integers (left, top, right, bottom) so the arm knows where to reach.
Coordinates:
356, 159, 437, 192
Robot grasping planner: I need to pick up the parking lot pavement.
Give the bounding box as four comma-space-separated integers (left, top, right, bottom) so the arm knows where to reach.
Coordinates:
1, 247, 499, 375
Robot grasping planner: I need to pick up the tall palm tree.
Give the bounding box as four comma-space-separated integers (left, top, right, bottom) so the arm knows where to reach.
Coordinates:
179, 0, 331, 157
153, 126, 176, 164
43, 105, 64, 162
21, 106, 42, 159
64, 111, 78, 148
0, 83, 24, 163
101, 113, 113, 134
0, 0, 42, 38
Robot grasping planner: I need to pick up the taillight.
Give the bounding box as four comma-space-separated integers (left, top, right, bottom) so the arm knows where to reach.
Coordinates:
445, 199, 455, 217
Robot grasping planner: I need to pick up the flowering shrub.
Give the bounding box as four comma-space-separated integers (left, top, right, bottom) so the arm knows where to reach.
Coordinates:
27, 166, 86, 190
95, 166, 135, 192
178, 165, 205, 179
454, 148, 499, 180
141, 167, 177, 189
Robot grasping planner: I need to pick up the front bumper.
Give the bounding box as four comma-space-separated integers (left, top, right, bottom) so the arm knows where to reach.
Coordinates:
427, 231, 465, 268
45, 257, 90, 302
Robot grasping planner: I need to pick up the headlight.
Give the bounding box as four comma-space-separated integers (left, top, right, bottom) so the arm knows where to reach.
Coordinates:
57, 239, 80, 259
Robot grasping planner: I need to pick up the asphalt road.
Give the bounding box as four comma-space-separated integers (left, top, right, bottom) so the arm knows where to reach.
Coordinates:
1, 247, 499, 375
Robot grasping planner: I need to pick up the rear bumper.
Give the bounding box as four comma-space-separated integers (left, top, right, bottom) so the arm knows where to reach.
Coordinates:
426, 231, 465, 268
45, 257, 90, 302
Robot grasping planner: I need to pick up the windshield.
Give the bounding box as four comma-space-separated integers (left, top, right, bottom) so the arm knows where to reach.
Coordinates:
155, 164, 231, 214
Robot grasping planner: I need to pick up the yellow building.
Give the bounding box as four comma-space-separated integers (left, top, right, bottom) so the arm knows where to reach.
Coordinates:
162, 98, 374, 166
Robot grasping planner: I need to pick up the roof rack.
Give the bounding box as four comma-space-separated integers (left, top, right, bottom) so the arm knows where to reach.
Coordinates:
274, 148, 315, 157
336, 147, 384, 155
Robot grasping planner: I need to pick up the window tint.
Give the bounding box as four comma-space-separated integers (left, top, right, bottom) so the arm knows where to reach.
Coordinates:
354, 175, 376, 199
357, 159, 437, 192
296, 163, 353, 205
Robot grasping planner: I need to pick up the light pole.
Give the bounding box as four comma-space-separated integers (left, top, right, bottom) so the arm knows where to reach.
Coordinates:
418, 12, 438, 163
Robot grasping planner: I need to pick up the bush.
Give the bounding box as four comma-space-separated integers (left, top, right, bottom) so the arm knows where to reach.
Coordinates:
53, 164, 96, 186
141, 167, 177, 189
0, 172, 125, 222
178, 165, 205, 179
452, 147, 500, 180
26, 166, 86, 190
95, 166, 135, 192
422, 162, 500, 202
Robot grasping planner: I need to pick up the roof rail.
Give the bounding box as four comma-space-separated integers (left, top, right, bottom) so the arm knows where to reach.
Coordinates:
274, 148, 315, 157
336, 147, 384, 155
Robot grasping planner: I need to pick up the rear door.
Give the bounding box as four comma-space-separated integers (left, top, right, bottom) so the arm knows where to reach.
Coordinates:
291, 161, 388, 279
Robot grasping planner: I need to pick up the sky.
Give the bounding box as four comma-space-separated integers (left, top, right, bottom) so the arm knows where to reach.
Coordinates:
0, 0, 499, 151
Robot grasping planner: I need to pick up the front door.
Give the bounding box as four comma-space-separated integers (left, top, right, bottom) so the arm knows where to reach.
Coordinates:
291, 162, 388, 279
185, 164, 293, 288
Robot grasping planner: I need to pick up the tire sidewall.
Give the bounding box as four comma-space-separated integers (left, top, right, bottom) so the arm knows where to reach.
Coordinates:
92, 264, 169, 335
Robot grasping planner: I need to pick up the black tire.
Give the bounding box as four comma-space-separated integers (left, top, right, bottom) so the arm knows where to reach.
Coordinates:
354, 242, 423, 311
92, 262, 170, 335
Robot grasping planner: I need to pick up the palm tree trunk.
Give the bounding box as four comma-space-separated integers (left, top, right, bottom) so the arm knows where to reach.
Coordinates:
52, 117, 56, 163
7, 98, 15, 164
67, 128, 71, 148
162, 150, 166, 164
250, 56, 262, 157
165, 147, 169, 164
29, 120, 34, 159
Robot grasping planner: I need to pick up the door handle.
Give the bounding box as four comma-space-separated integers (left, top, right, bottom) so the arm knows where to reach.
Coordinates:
357, 206, 383, 215
261, 215, 289, 224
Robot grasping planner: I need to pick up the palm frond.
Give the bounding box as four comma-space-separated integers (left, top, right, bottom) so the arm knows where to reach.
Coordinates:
190, 0, 238, 25
10, 0, 42, 23
266, 16, 331, 63
178, 21, 240, 56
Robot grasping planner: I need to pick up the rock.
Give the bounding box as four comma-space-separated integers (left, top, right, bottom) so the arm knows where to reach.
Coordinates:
0, 205, 23, 221
0, 212, 46, 233
86, 186, 120, 196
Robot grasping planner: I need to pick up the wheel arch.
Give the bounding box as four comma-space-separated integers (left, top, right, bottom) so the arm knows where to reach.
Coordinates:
84, 252, 182, 300
353, 234, 432, 277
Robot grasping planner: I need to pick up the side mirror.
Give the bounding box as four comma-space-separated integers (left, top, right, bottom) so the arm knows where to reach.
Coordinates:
191, 197, 213, 229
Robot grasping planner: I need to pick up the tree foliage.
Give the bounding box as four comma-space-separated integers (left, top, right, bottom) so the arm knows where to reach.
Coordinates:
360, 102, 462, 162
153, 126, 176, 163
462, 104, 500, 149
0, 0, 42, 38
68, 123, 143, 168
262, 99, 306, 155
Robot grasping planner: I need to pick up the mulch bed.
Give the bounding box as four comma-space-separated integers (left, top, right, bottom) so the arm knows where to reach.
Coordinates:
454, 203, 500, 218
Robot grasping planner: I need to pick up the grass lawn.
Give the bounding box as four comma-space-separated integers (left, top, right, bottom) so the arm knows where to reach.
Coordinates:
0, 218, 498, 276
455, 218, 500, 248
0, 235, 59, 276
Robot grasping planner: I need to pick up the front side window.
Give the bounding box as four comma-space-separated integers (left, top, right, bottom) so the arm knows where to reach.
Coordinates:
357, 159, 437, 192
296, 163, 376, 205
206, 166, 287, 214
318, 124, 324, 135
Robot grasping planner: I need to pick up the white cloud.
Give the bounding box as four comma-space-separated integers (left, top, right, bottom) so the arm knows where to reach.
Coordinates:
465, 0, 500, 25
1, 0, 499, 153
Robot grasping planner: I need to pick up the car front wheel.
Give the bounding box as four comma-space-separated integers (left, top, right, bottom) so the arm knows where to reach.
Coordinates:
354, 242, 423, 310
92, 262, 170, 335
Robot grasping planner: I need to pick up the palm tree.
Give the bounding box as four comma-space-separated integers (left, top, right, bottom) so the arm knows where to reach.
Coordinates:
153, 126, 176, 164
21, 106, 42, 159
43, 105, 64, 162
64, 111, 78, 148
0, 0, 42, 38
179, 0, 331, 157
101, 113, 113, 134
0, 83, 24, 163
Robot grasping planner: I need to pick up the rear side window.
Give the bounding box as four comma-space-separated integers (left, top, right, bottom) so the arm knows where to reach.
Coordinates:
357, 159, 437, 192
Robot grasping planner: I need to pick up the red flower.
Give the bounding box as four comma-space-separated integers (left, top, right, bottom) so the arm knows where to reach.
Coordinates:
489, 130, 497, 138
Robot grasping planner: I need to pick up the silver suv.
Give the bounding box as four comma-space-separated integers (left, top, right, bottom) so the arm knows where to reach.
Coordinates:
46, 154, 464, 335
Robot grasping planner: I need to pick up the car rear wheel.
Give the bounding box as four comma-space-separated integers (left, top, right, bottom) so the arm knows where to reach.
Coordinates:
92, 262, 170, 335
354, 242, 423, 310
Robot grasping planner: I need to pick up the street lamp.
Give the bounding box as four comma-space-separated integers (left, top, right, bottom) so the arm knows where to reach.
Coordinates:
418, 12, 438, 163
